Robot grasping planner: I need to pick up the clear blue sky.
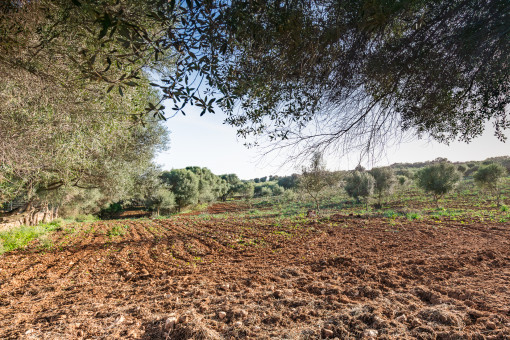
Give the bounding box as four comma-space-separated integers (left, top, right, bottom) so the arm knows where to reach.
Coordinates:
155, 105, 510, 180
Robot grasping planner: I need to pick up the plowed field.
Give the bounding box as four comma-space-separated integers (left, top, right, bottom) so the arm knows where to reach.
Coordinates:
0, 210, 509, 339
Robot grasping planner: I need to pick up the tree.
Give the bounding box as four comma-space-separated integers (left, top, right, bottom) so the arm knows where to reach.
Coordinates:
345, 171, 375, 209
129, 166, 176, 216
369, 167, 395, 207
150, 189, 176, 217
271, 184, 285, 196
204, 0, 510, 160
299, 152, 334, 214
473, 164, 507, 206
160, 170, 199, 211
457, 165, 467, 174
239, 182, 255, 199
186, 167, 228, 203
219, 174, 243, 201
278, 174, 300, 190
416, 163, 461, 207
0, 0, 171, 221
5, 0, 508, 159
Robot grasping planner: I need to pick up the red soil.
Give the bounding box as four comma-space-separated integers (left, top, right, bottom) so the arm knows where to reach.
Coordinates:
0, 213, 508, 339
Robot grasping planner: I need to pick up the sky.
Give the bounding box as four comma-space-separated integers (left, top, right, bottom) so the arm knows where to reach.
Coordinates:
155, 106, 510, 180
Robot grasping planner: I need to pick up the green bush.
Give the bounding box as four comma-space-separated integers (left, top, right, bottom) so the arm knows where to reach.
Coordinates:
474, 163, 507, 205
161, 169, 200, 211
282, 189, 297, 201
259, 187, 273, 197
416, 163, 461, 207
271, 184, 285, 196
344, 171, 375, 208
369, 167, 395, 205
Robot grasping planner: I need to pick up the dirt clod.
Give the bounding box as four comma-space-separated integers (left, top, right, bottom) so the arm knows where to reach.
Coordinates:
165, 316, 177, 331
322, 328, 334, 338
363, 329, 378, 338
0, 209, 508, 339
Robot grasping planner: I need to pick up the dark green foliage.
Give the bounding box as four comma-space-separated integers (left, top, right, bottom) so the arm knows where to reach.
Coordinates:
277, 174, 300, 190
219, 174, 244, 201
344, 171, 375, 208
161, 170, 200, 211
474, 163, 507, 205
416, 163, 461, 207
369, 167, 395, 206
186, 167, 228, 203
354, 165, 366, 172
395, 168, 414, 178
398, 176, 406, 186
209, 0, 510, 156
464, 165, 480, 177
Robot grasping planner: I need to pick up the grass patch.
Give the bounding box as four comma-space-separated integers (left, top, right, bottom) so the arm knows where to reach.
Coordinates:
106, 224, 129, 237
73, 214, 98, 223
0, 221, 61, 254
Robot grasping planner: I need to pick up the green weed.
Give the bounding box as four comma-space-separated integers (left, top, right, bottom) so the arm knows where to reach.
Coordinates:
106, 225, 129, 237
0, 220, 61, 254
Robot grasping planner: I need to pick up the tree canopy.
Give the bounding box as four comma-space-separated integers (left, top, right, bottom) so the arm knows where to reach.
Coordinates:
204, 0, 510, 158
0, 0, 171, 212
2, 0, 509, 213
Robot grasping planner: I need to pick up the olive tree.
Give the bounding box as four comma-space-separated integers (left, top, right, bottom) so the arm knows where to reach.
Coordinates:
219, 174, 244, 201
344, 171, 375, 209
369, 167, 395, 207
186, 167, 228, 203
161, 170, 200, 211
416, 163, 461, 207
473, 163, 507, 206
299, 152, 335, 215
150, 188, 176, 217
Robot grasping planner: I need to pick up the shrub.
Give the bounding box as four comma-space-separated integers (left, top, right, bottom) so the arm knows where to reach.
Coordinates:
473, 163, 507, 205
282, 189, 297, 201
415, 163, 461, 207
271, 184, 285, 196
259, 186, 273, 197
74, 214, 98, 223
161, 169, 200, 211
277, 174, 300, 189
344, 171, 375, 208
299, 152, 335, 214
150, 188, 175, 216
398, 176, 406, 186
369, 167, 395, 206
